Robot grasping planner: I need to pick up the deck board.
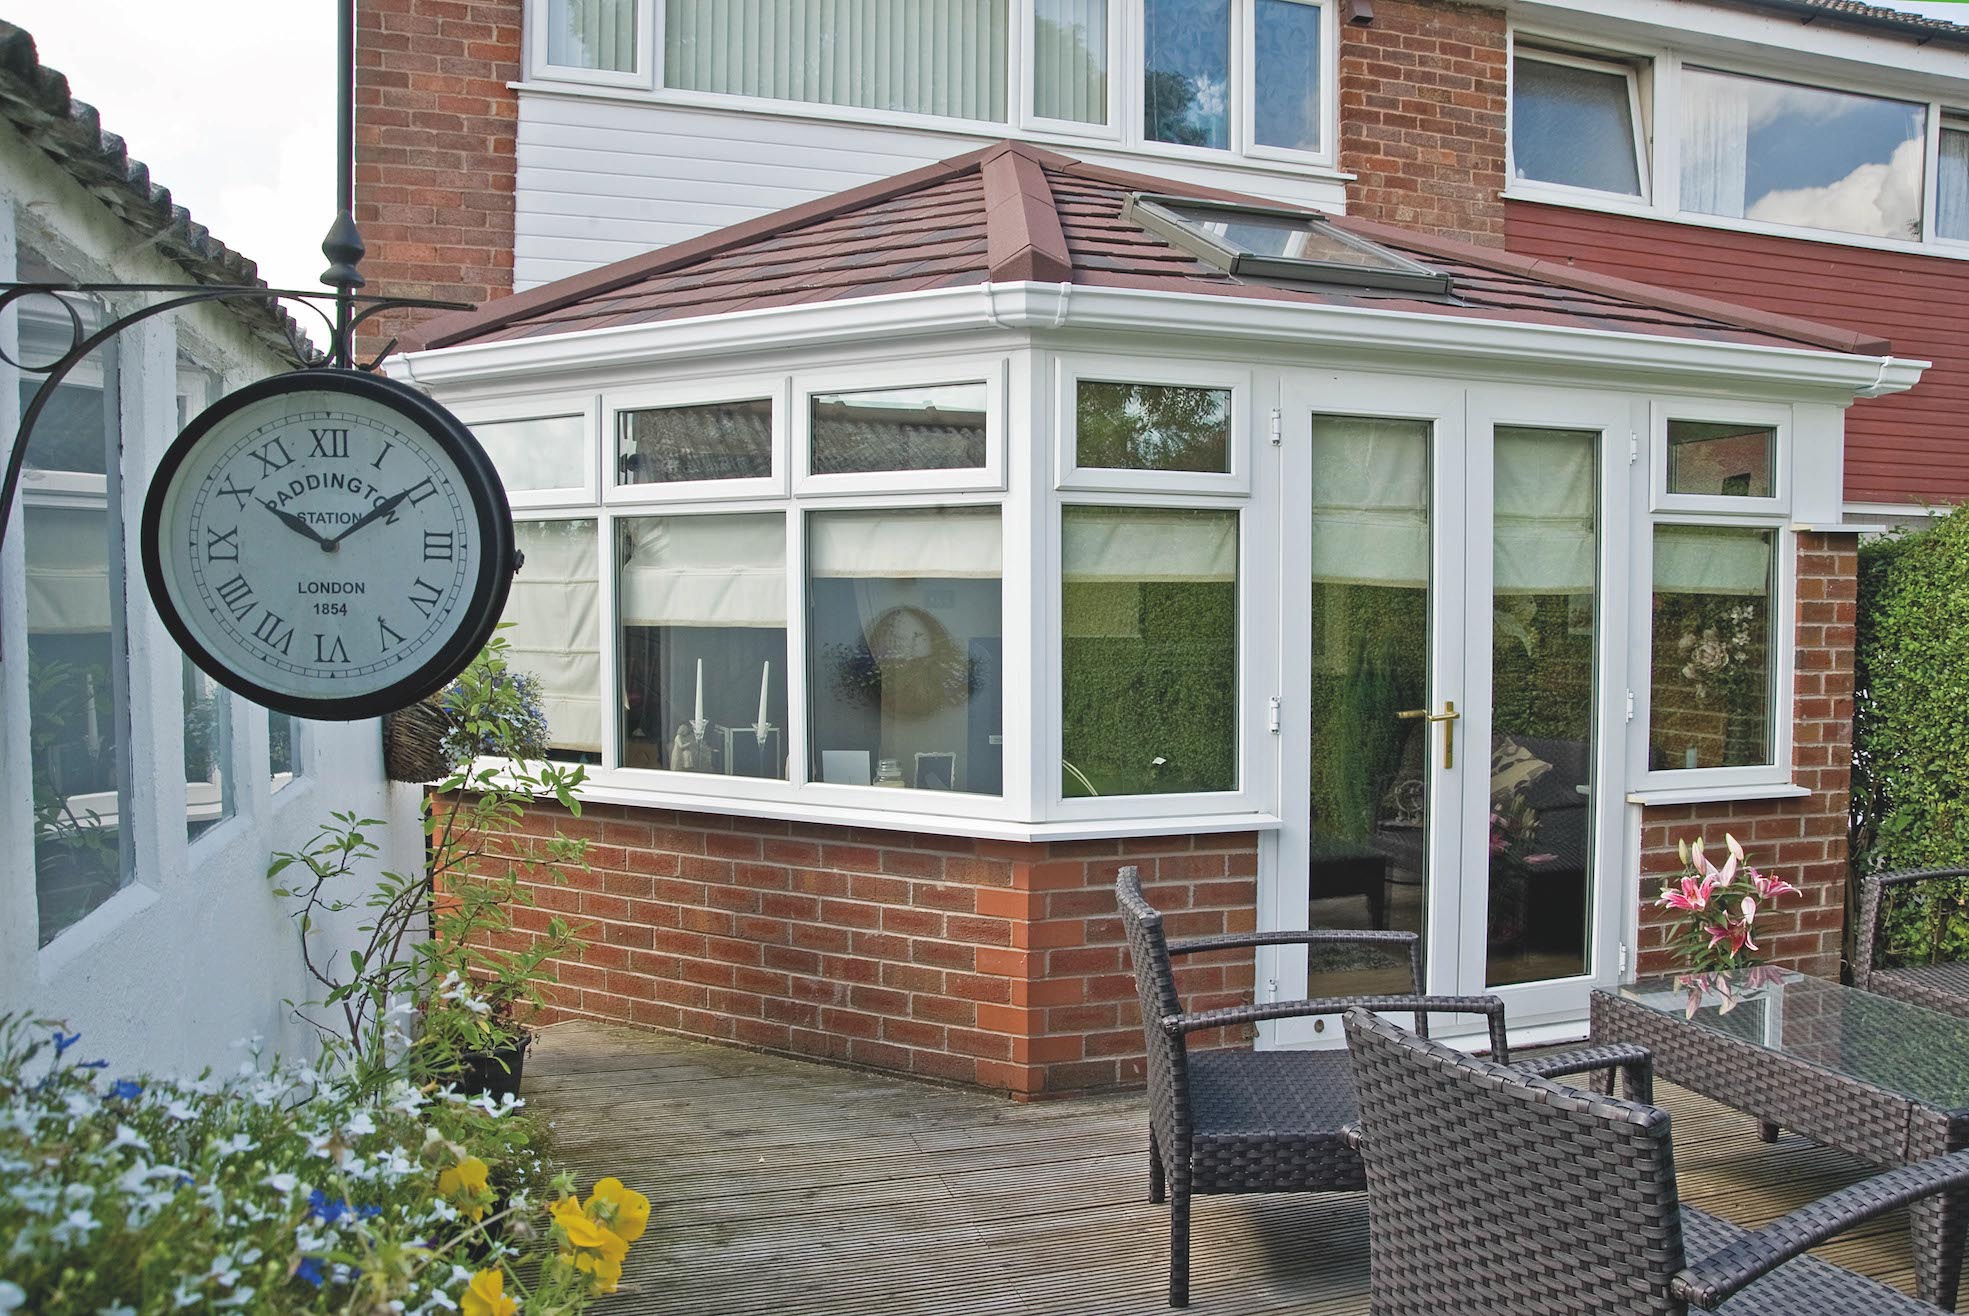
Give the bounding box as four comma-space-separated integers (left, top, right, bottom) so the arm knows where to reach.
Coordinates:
525, 1021, 1920, 1315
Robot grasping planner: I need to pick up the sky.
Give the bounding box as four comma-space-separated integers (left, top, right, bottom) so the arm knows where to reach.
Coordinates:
4, 0, 1968, 296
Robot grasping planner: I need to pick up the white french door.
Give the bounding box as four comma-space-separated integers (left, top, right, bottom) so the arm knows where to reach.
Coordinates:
1265, 374, 1631, 1046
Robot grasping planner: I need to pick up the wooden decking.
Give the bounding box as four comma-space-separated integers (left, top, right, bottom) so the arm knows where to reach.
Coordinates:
527, 1021, 1920, 1315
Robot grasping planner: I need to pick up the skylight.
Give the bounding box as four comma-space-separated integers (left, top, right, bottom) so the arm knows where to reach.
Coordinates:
1126, 194, 1454, 297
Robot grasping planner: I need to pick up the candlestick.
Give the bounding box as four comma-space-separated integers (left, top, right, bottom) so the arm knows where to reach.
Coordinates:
691, 657, 706, 739
755, 660, 770, 745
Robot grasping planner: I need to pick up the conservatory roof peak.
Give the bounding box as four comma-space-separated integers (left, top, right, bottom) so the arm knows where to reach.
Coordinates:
403, 139, 1892, 358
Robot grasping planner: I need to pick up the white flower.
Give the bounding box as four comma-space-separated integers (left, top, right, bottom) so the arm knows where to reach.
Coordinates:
345, 1109, 377, 1138
50, 1208, 98, 1245
263, 1172, 298, 1195
96, 1305, 136, 1316
0, 1281, 25, 1313
161, 1097, 196, 1121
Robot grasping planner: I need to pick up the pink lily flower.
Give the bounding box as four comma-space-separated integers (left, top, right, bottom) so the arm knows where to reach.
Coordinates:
1750, 869, 1799, 901
1706, 919, 1757, 958
1691, 837, 1739, 887
1659, 873, 1718, 911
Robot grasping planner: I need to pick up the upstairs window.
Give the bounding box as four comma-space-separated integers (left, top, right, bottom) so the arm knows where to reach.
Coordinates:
1939, 119, 1969, 243
1511, 49, 1646, 198
541, 0, 643, 79
1144, 0, 1330, 156
1034, 0, 1109, 126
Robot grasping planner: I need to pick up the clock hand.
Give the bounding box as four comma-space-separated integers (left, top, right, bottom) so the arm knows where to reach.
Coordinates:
329, 487, 414, 546
263, 501, 338, 552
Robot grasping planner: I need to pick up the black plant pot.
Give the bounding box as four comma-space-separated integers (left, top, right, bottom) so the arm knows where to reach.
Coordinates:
457, 1034, 530, 1098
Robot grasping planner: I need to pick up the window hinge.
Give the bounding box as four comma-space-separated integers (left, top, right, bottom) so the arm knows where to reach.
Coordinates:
1269, 408, 1283, 446
1619, 941, 1630, 976
1268, 695, 1281, 733
1628, 433, 1640, 465
1625, 689, 1635, 722
1266, 977, 1280, 1001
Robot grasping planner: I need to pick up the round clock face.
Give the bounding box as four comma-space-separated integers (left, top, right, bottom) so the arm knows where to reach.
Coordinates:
142, 371, 514, 720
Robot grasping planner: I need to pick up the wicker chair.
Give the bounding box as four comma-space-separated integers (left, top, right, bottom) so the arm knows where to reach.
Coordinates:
1117, 866, 1630, 1308
1341, 1006, 1969, 1314
1855, 868, 1969, 1019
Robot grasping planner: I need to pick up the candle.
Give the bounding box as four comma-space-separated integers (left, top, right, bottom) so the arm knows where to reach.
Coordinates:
755, 660, 770, 744
84, 671, 99, 755
692, 658, 706, 737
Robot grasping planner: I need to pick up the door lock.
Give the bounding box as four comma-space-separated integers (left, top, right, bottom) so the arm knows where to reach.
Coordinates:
1396, 700, 1460, 769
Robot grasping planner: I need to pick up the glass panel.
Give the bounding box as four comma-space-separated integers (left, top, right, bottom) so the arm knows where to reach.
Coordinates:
809, 508, 1002, 794
1939, 126, 1969, 242
1144, 0, 1230, 149
1305, 417, 1428, 994
1035, 0, 1107, 125
1650, 525, 1775, 770
470, 415, 586, 492
502, 520, 602, 763
618, 399, 772, 486
183, 656, 234, 841
269, 711, 300, 791
547, 0, 637, 72
1158, 200, 1443, 274
1254, 0, 1322, 153
1075, 380, 1230, 473
1062, 506, 1236, 797
809, 383, 988, 475
1681, 67, 1925, 240
1511, 56, 1643, 196
1667, 420, 1775, 498
664, 0, 1010, 122
620, 513, 789, 779
1488, 427, 1598, 988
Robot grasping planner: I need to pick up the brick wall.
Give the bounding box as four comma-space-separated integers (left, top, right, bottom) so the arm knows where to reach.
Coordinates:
354, 0, 522, 361
1338, 0, 1508, 245
1634, 532, 1858, 980
486, 803, 1259, 1098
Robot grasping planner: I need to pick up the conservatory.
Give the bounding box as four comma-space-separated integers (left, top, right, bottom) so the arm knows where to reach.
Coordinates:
388, 141, 1919, 1091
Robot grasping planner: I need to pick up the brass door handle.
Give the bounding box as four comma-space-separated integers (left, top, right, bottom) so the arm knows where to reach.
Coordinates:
1396, 701, 1459, 769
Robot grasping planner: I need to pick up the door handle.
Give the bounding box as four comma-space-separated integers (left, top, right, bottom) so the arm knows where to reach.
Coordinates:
1396, 701, 1459, 769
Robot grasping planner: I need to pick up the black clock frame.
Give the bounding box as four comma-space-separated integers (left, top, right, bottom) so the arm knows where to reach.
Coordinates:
141, 368, 516, 721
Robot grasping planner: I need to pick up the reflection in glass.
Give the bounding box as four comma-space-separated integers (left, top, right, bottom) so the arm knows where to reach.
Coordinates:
470, 414, 586, 493
1075, 381, 1230, 472
547, 0, 637, 72
1254, 0, 1322, 152
1035, 0, 1107, 124
1488, 428, 1598, 987
1305, 417, 1429, 995
1667, 420, 1774, 498
618, 399, 772, 486
1157, 200, 1446, 276
619, 514, 789, 779
501, 520, 602, 763
1145, 0, 1230, 149
269, 711, 300, 791
184, 656, 234, 841
1681, 67, 1925, 240
809, 508, 1002, 794
1063, 506, 1236, 797
1650, 525, 1775, 770
809, 383, 987, 475
1511, 56, 1642, 195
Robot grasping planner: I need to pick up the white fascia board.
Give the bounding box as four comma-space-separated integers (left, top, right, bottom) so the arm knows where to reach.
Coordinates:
391, 281, 1925, 402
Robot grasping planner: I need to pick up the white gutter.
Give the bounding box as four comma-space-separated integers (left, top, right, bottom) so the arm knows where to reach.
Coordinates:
391, 281, 1927, 401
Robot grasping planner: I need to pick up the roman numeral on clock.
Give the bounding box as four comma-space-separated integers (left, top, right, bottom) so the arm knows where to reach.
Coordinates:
204, 526, 240, 561
314, 633, 350, 664
249, 437, 293, 476
251, 610, 295, 655
217, 476, 255, 511
215, 574, 255, 621
405, 477, 438, 506
423, 530, 454, 561
407, 577, 444, 618
308, 428, 350, 459
378, 617, 405, 650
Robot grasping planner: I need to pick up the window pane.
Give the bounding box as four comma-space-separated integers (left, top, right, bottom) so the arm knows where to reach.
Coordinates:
1254, 0, 1322, 153
184, 657, 234, 841
547, 0, 637, 71
502, 520, 602, 762
1062, 506, 1236, 796
1145, 0, 1230, 149
1667, 420, 1775, 498
1940, 127, 1969, 242
1075, 380, 1230, 472
809, 508, 1002, 794
620, 513, 789, 779
809, 383, 988, 475
269, 711, 300, 791
1035, 0, 1108, 124
1681, 68, 1924, 240
471, 415, 586, 492
1650, 525, 1775, 770
665, 0, 1009, 122
1511, 56, 1642, 195
618, 399, 772, 486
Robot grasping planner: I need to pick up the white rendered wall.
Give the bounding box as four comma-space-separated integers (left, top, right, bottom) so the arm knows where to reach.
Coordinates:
0, 129, 422, 1079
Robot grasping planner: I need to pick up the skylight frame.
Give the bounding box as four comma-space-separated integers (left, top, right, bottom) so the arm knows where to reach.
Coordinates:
1125, 193, 1455, 297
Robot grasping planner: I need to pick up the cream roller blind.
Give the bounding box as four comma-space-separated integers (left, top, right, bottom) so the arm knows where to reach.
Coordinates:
619, 513, 787, 627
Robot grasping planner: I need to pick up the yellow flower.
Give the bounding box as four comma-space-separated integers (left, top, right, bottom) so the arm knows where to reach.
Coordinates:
554, 1195, 630, 1294
438, 1155, 492, 1222
460, 1268, 516, 1316
585, 1176, 650, 1244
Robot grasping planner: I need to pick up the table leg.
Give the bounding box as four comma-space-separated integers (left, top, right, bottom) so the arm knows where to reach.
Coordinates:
1910, 1187, 1965, 1310
1757, 1120, 1780, 1144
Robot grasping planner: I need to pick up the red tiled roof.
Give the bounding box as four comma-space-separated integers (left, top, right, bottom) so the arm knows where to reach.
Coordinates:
409, 141, 1891, 357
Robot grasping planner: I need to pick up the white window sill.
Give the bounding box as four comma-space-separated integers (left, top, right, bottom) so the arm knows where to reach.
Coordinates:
1624, 783, 1812, 807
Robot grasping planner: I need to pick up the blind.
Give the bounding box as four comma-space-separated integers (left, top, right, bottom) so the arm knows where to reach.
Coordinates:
664, 0, 1010, 122
810, 508, 1001, 578
1034, 0, 1106, 124
620, 513, 787, 627
1309, 416, 1428, 589
1655, 524, 1773, 597
1062, 508, 1235, 583
547, 0, 637, 72
25, 506, 111, 635
504, 521, 602, 754
1494, 427, 1596, 597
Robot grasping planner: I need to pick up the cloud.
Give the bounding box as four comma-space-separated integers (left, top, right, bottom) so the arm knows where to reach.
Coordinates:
1746, 136, 1925, 239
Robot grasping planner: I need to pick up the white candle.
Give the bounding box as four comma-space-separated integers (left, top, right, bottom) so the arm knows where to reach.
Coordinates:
692, 658, 705, 735
755, 660, 771, 744
84, 671, 99, 755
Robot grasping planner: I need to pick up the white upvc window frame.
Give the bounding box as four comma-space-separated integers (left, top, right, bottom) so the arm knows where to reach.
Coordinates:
604, 372, 790, 504
1650, 397, 1789, 516
528, 0, 657, 90
1021, 0, 1124, 140
448, 392, 601, 511
793, 358, 1007, 497
1238, 0, 1341, 169
1506, 41, 1653, 205
1055, 354, 1252, 495
1935, 115, 1969, 248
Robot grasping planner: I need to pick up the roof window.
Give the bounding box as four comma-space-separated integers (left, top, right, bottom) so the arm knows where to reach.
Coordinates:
1125, 193, 1453, 296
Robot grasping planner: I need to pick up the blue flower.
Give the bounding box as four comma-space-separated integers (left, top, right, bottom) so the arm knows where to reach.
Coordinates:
78, 1058, 108, 1070
355, 1203, 381, 1220
110, 1079, 142, 1100
295, 1257, 325, 1288
52, 1030, 80, 1057
308, 1190, 346, 1224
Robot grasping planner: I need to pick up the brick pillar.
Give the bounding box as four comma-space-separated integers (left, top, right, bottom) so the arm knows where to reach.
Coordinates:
1635, 532, 1858, 979
1338, 0, 1508, 245
354, 0, 522, 363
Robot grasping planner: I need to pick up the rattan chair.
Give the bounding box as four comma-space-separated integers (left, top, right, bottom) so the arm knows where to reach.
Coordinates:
1341, 1006, 1969, 1314
1855, 868, 1969, 1018
1117, 866, 1632, 1308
